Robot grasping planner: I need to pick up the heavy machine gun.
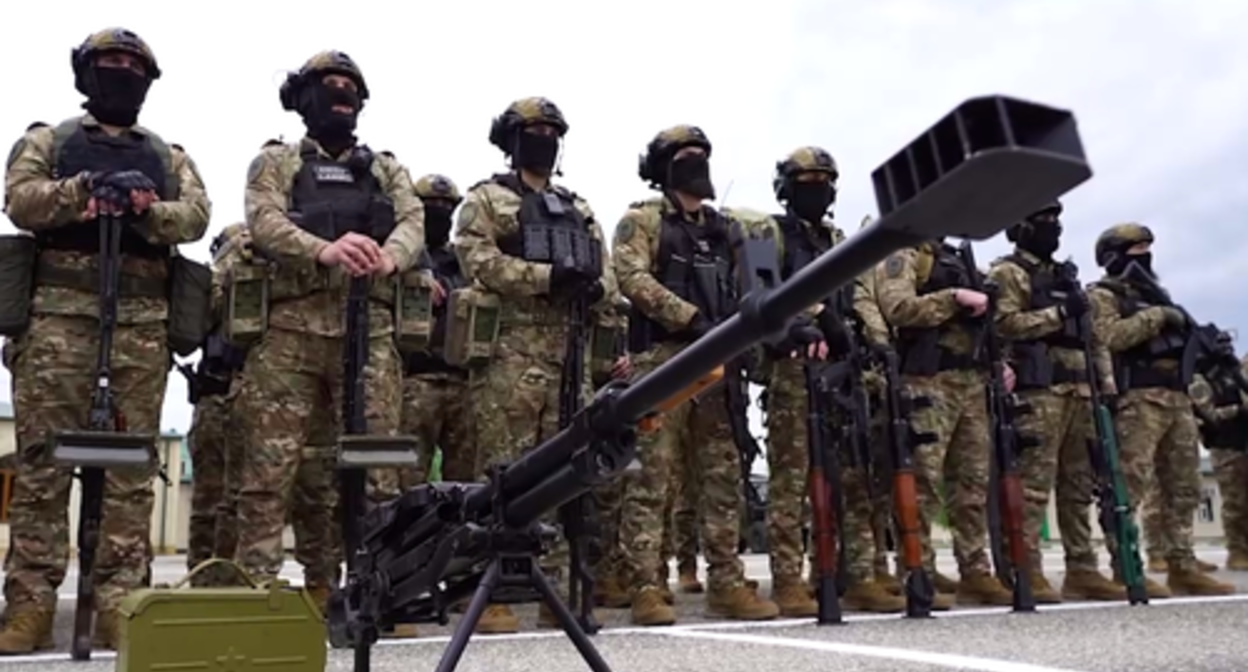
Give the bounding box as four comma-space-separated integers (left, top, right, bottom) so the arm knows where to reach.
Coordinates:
329, 95, 1092, 672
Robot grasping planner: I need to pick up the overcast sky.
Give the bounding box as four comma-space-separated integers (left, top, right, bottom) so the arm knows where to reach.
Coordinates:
2, 0, 1246, 453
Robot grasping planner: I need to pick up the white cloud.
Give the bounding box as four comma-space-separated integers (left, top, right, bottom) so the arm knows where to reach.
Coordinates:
3, 0, 1247, 442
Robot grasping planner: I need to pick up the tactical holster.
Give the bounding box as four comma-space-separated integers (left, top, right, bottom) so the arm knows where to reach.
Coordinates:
223, 262, 271, 347
442, 287, 501, 368
394, 269, 434, 355
166, 254, 213, 357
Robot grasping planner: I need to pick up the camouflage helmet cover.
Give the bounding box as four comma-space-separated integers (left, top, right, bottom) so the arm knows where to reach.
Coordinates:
488, 96, 569, 151
1094, 222, 1154, 267
281, 50, 369, 111
638, 125, 712, 187
772, 145, 838, 200
414, 173, 462, 204
71, 28, 161, 95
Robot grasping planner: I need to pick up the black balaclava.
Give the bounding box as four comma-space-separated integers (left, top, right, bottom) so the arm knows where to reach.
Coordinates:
788, 181, 836, 223
668, 153, 715, 200
1111, 251, 1153, 278
83, 66, 151, 127
512, 131, 559, 175
424, 201, 455, 248
1017, 220, 1062, 260
299, 82, 360, 155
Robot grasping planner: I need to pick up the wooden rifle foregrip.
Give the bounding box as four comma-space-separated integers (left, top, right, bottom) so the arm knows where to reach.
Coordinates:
893, 471, 923, 566
638, 365, 724, 433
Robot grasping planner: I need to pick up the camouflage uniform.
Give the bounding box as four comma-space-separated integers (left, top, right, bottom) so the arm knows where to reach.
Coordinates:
874, 240, 1014, 606
397, 174, 474, 489
1085, 223, 1233, 596
986, 203, 1125, 603
1142, 483, 1218, 572
453, 97, 620, 633
669, 462, 702, 595
230, 51, 419, 586
613, 125, 779, 626
1187, 355, 1248, 570
291, 413, 344, 612
0, 28, 211, 653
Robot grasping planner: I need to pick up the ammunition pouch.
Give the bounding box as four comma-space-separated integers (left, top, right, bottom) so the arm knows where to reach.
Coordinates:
588, 314, 626, 384
1012, 342, 1085, 389
443, 287, 501, 369
899, 335, 977, 376
0, 235, 37, 336
166, 254, 212, 357
1121, 361, 1188, 391
393, 269, 434, 355
223, 262, 271, 347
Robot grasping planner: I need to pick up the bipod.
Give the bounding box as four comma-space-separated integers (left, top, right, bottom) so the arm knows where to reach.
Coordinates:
54, 212, 156, 661
435, 537, 613, 672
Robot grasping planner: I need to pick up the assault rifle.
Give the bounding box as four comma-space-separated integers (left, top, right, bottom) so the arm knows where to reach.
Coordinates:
879, 347, 938, 617
958, 240, 1038, 613
51, 213, 156, 661
803, 357, 848, 624
330, 95, 1092, 672
1059, 261, 1148, 604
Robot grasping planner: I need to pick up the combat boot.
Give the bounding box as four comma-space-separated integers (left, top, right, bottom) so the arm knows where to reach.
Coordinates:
0, 605, 54, 654
1060, 569, 1126, 601
1226, 551, 1248, 571
1197, 558, 1218, 573
1114, 571, 1172, 599
630, 586, 676, 626
841, 581, 905, 613
1167, 567, 1235, 596
1147, 555, 1167, 573
657, 564, 675, 605
955, 573, 1013, 606
307, 585, 331, 619
874, 569, 902, 596
932, 570, 959, 594
770, 578, 817, 617
92, 610, 120, 650
594, 574, 631, 608
678, 565, 704, 594
475, 604, 519, 634
706, 583, 780, 620
1030, 572, 1062, 604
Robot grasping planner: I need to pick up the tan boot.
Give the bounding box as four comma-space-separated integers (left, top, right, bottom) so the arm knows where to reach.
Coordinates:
1030, 572, 1062, 604
842, 580, 905, 613
1167, 567, 1235, 596
955, 573, 1013, 606
475, 604, 519, 634
91, 610, 119, 650
677, 566, 704, 594
1147, 556, 1167, 573
1061, 569, 1126, 601
706, 583, 780, 620
771, 579, 817, 617
1226, 551, 1248, 571
380, 624, 420, 639
630, 586, 676, 626
932, 571, 959, 594
657, 565, 675, 605
1196, 558, 1218, 573
594, 574, 631, 609
0, 605, 55, 654
874, 570, 903, 596
307, 585, 331, 620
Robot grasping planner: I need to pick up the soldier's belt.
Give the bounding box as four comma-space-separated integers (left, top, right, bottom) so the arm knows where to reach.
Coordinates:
36, 259, 165, 297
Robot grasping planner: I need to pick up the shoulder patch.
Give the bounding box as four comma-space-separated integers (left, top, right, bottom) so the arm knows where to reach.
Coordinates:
884, 253, 905, 278
615, 217, 636, 244
457, 201, 479, 228
5, 138, 27, 170
246, 154, 267, 185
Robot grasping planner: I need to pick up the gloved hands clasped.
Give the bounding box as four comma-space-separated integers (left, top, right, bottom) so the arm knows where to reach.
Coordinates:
550, 256, 604, 304
81, 170, 159, 219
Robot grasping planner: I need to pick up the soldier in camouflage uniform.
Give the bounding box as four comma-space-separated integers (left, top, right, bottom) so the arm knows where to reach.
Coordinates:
184, 223, 252, 587
397, 174, 474, 488
1086, 224, 1233, 596
670, 479, 703, 595
454, 96, 622, 634
986, 202, 1127, 602
230, 50, 420, 588
874, 239, 1015, 607
1187, 353, 1248, 571
1142, 486, 1218, 573
0, 28, 211, 652
612, 125, 780, 626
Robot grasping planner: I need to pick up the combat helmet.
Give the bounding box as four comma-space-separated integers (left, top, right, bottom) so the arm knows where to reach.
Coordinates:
638, 125, 712, 188
413, 174, 462, 205
71, 28, 161, 96
1005, 200, 1063, 243
488, 97, 569, 152
772, 146, 838, 201
280, 50, 369, 111
1094, 222, 1154, 267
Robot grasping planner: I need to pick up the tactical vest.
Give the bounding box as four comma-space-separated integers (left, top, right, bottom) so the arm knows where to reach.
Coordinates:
1198, 371, 1248, 450
774, 212, 852, 323
645, 205, 734, 343
288, 143, 396, 243
1003, 253, 1085, 389
40, 117, 174, 259
1099, 279, 1190, 391
492, 173, 601, 280
405, 245, 468, 376
895, 242, 977, 375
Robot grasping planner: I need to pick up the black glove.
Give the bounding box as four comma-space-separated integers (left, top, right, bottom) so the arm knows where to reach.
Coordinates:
105, 169, 158, 194
549, 257, 601, 300
684, 312, 712, 339
786, 318, 824, 347
85, 171, 129, 210
815, 308, 852, 354
1160, 306, 1188, 329
1061, 289, 1089, 319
